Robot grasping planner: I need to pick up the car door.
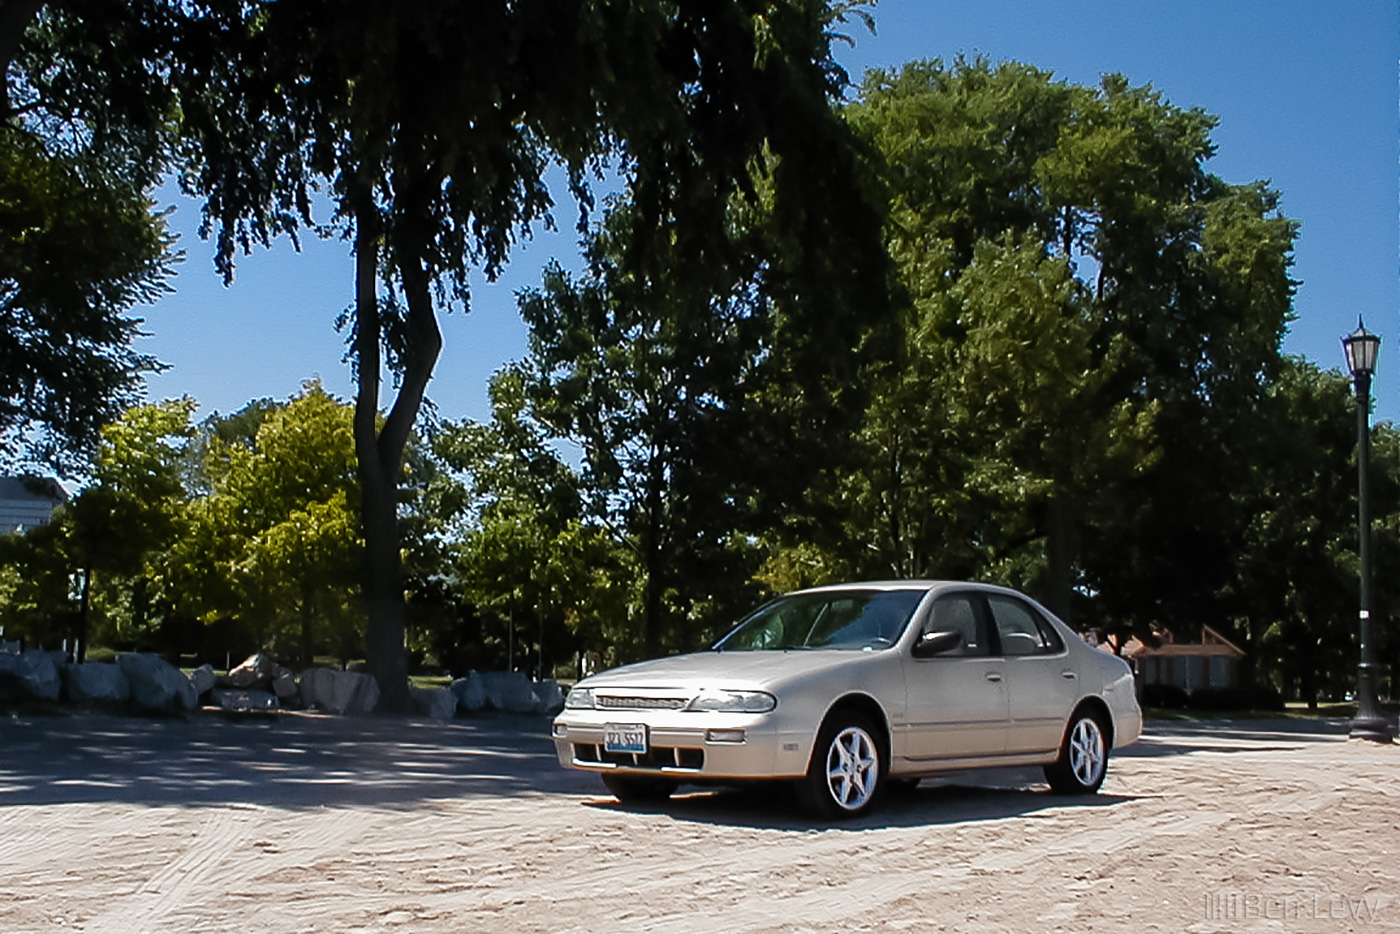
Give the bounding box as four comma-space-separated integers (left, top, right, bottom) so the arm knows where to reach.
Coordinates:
901, 591, 1008, 761
987, 594, 1080, 755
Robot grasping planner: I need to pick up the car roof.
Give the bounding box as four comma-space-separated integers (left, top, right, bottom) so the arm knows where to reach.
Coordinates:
793, 580, 951, 594
791, 580, 1035, 599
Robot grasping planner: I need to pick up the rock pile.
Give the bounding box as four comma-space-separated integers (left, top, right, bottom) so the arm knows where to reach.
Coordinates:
450, 670, 566, 715
0, 645, 566, 720
216, 653, 300, 712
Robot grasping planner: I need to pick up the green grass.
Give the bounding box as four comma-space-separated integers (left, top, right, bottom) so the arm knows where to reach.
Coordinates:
409, 674, 452, 690
1144, 707, 1290, 721
1284, 701, 1359, 718
1144, 702, 1362, 721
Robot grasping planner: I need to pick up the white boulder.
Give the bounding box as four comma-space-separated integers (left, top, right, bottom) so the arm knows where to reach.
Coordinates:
299, 668, 381, 715
533, 679, 566, 715
449, 672, 488, 712
0, 649, 61, 701
63, 662, 130, 703
271, 667, 298, 699
189, 664, 217, 698
410, 685, 459, 720
227, 653, 276, 689
481, 671, 540, 714
117, 653, 198, 711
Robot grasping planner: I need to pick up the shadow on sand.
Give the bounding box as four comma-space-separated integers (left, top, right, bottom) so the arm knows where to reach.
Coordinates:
0, 712, 1349, 817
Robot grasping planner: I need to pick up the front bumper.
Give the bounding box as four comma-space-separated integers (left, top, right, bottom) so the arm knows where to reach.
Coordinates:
552, 710, 813, 781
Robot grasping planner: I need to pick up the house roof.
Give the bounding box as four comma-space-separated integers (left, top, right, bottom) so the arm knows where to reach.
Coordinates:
1122, 624, 1245, 659
0, 476, 68, 534
0, 476, 67, 502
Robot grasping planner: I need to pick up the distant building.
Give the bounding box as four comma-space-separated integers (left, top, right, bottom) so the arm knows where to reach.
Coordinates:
0, 476, 68, 535
1083, 623, 1246, 692
1126, 625, 1245, 691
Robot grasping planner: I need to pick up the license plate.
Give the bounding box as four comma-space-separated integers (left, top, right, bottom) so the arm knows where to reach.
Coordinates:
604, 723, 648, 754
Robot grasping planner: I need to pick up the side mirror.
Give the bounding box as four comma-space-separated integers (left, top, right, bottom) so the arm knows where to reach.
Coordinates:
912, 629, 963, 658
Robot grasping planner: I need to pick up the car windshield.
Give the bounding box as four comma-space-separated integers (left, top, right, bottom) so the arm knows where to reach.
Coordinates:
713, 589, 924, 651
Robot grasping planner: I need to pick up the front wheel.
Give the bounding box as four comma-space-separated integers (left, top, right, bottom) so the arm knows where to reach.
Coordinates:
796, 712, 885, 819
602, 774, 677, 804
1044, 709, 1110, 794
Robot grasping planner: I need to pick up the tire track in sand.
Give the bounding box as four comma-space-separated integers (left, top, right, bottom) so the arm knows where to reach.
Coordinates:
80, 807, 254, 934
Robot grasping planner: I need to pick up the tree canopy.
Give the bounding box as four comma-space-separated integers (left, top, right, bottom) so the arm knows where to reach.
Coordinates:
163, 0, 886, 708
2, 2, 178, 472
833, 58, 1297, 635
7, 13, 1392, 710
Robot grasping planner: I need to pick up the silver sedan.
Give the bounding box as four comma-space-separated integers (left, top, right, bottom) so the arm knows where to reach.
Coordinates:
552, 581, 1142, 818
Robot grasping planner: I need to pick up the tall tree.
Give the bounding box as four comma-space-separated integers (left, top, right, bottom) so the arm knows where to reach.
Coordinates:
0, 398, 196, 656
841, 58, 1296, 634
1226, 358, 1356, 702
162, 383, 362, 664
433, 367, 621, 672
0, 118, 175, 473
2, 1, 187, 472
172, 0, 885, 705
517, 203, 772, 657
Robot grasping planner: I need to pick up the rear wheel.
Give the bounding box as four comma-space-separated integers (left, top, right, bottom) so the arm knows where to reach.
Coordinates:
1044, 709, 1110, 794
796, 712, 885, 819
602, 774, 677, 804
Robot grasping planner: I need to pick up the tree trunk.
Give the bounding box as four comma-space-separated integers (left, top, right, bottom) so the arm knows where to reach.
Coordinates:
299, 585, 314, 668
1302, 658, 1317, 711
1045, 488, 1073, 624
641, 445, 665, 659
885, 427, 905, 577
352, 194, 442, 714
76, 565, 91, 663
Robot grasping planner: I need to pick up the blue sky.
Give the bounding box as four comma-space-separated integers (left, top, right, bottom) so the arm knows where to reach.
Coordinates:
138, 0, 1400, 424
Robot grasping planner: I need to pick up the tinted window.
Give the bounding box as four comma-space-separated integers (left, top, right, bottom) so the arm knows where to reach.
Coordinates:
715, 590, 923, 651
987, 595, 1063, 655
923, 593, 990, 657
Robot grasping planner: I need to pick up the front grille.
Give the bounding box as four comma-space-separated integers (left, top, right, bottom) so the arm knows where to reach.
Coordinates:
596, 695, 689, 710
573, 743, 705, 770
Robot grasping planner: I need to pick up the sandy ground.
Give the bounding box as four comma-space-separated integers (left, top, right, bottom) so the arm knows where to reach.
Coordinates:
0, 711, 1396, 934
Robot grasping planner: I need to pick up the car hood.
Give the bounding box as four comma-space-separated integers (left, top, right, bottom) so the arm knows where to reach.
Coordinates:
578, 648, 882, 693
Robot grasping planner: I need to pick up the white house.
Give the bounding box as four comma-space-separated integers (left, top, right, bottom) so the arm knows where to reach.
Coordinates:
0, 476, 68, 535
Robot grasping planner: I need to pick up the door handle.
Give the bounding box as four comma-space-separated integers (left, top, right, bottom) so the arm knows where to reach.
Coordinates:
1061, 670, 1077, 680
985, 672, 1003, 682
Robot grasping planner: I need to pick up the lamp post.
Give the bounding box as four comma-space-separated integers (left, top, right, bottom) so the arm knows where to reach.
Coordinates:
1341, 319, 1393, 742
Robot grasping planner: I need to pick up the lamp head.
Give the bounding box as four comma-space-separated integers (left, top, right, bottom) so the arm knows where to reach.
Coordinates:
1343, 319, 1381, 378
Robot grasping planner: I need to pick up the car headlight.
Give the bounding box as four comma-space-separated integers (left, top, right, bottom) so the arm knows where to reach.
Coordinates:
563, 687, 595, 710
686, 689, 777, 713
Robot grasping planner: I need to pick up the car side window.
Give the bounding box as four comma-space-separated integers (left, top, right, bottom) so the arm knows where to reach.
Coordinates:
987, 595, 1063, 655
923, 594, 990, 657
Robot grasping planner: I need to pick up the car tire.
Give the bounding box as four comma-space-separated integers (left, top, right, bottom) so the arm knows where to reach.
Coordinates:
796, 711, 885, 819
602, 774, 677, 804
1044, 708, 1110, 794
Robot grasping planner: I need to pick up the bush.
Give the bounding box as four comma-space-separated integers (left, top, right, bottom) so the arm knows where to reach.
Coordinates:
1142, 683, 1190, 709
1249, 685, 1285, 712
1186, 687, 1247, 711
1187, 685, 1285, 712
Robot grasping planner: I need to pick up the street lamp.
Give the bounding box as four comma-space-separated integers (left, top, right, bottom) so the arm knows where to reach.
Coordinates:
1341, 319, 1393, 742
